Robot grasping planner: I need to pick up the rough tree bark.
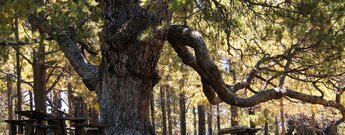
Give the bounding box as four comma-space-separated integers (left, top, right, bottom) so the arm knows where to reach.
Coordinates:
97, 1, 171, 133
161, 86, 167, 135
198, 105, 206, 135
54, 1, 171, 134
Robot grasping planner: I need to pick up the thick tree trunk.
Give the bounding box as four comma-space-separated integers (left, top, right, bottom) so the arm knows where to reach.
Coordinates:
179, 93, 186, 135
161, 86, 167, 135
95, 1, 171, 134
207, 105, 212, 135
198, 105, 206, 135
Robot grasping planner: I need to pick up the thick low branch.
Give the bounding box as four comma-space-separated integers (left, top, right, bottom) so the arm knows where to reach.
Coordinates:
167, 25, 345, 121
55, 32, 98, 91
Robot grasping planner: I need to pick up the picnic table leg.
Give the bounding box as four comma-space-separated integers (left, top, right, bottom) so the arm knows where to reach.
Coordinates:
24, 123, 33, 135
75, 125, 83, 135
10, 124, 16, 135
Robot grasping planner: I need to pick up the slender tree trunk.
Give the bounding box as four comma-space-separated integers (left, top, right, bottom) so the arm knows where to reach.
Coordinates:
89, 106, 99, 124
6, 75, 13, 135
230, 106, 239, 127
275, 116, 279, 135
249, 107, 255, 128
216, 104, 220, 134
198, 105, 206, 135
53, 89, 61, 116
179, 92, 186, 135
311, 113, 316, 135
96, 1, 171, 134
207, 105, 212, 135
161, 86, 167, 135
150, 89, 156, 134
167, 87, 173, 135
68, 81, 74, 116
193, 106, 197, 135
280, 99, 285, 135
74, 96, 86, 135
173, 99, 178, 135
14, 13, 23, 134
67, 82, 75, 135
29, 91, 33, 111
264, 109, 269, 135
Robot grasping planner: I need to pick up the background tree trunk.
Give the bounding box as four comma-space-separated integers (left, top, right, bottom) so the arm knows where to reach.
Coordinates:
193, 106, 197, 135
280, 99, 285, 135
230, 106, 239, 127
249, 107, 255, 128
198, 105, 205, 135
6, 75, 13, 135
216, 104, 220, 134
311, 113, 316, 135
167, 87, 173, 135
264, 109, 269, 135
151, 89, 156, 134
207, 105, 212, 135
33, 37, 46, 113
161, 86, 167, 135
14, 15, 23, 134
67, 82, 75, 135
68, 82, 74, 116
275, 116, 279, 135
179, 92, 186, 135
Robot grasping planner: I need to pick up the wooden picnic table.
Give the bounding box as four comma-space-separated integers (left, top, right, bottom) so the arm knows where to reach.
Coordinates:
15, 110, 51, 120
4, 119, 37, 135
4, 111, 102, 135
219, 126, 261, 135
